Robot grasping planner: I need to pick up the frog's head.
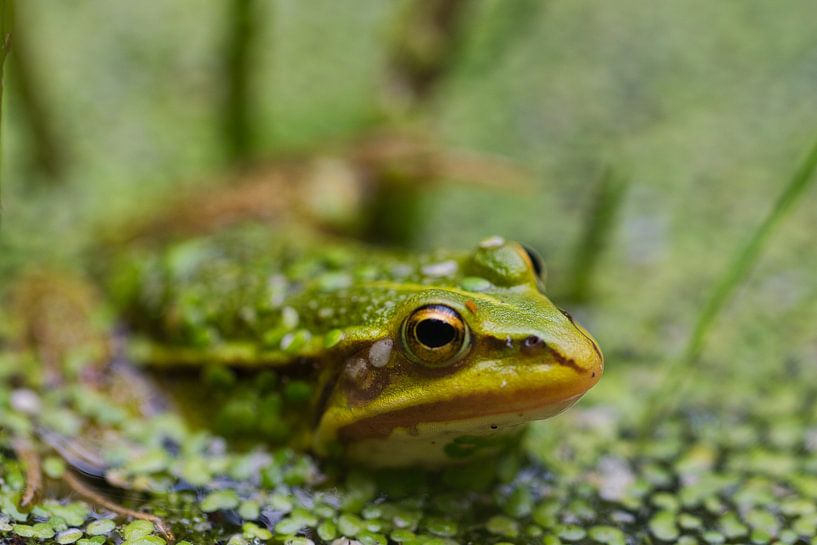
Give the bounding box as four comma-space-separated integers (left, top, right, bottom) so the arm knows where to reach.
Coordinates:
314, 237, 603, 466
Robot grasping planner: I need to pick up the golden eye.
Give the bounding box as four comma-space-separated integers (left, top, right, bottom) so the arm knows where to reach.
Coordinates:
401, 304, 470, 368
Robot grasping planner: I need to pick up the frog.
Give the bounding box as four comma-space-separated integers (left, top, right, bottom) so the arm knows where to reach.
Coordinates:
107, 223, 603, 467
0, 163, 603, 542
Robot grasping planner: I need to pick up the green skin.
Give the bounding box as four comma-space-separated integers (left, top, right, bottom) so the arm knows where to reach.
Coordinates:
113, 225, 603, 466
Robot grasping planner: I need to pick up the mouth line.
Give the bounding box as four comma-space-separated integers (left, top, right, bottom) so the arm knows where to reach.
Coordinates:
547, 346, 588, 374
337, 383, 591, 442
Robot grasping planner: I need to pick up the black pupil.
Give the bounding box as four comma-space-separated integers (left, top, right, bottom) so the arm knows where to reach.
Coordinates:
416, 319, 456, 348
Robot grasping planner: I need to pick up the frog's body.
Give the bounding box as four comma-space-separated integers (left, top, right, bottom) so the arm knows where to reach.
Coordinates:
111, 224, 603, 466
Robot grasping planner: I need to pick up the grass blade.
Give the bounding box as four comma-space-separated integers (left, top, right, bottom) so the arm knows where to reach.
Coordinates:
641, 135, 817, 432
0, 0, 12, 221
564, 166, 628, 303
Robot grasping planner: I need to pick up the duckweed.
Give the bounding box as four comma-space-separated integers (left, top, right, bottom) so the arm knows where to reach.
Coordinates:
3, 297, 817, 545
55, 528, 83, 544
122, 520, 156, 540
85, 518, 116, 535
485, 515, 519, 538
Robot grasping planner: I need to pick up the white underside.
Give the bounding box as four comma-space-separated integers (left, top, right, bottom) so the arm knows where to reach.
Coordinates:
345, 396, 579, 467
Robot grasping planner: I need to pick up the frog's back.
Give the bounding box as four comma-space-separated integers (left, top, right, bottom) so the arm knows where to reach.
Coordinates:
112, 224, 467, 367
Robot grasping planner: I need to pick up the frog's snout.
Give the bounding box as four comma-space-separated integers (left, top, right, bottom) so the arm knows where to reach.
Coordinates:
551, 321, 604, 387
528, 319, 603, 395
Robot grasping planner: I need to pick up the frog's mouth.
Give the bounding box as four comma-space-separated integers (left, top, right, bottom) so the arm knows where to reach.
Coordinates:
337, 383, 587, 443
328, 350, 603, 445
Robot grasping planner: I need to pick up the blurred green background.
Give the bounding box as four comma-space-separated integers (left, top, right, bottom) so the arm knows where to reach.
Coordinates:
3, 2, 817, 541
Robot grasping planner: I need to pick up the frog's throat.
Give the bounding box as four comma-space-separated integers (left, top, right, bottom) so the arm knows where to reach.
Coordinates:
336, 385, 588, 443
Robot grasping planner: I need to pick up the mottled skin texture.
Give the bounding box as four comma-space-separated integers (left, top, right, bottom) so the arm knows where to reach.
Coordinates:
114, 224, 603, 465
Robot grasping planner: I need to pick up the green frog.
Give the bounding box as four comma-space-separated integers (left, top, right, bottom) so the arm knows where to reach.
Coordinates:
108, 223, 603, 467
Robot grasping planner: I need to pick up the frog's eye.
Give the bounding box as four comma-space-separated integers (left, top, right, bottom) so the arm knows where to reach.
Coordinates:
401, 304, 471, 368
520, 243, 545, 280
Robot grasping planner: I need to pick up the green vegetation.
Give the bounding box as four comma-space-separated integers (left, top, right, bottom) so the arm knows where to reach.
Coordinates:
3, 1, 817, 544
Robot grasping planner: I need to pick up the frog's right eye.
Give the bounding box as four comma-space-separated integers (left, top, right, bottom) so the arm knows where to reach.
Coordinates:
401, 304, 471, 368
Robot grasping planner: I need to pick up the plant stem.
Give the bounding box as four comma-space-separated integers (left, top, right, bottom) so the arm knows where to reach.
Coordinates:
0, 0, 12, 219
384, 0, 471, 115
224, 0, 257, 165
565, 167, 628, 303
9, 3, 66, 184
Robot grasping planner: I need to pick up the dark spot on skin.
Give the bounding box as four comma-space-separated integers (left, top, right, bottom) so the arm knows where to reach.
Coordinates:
592, 372, 596, 378
490, 424, 498, 430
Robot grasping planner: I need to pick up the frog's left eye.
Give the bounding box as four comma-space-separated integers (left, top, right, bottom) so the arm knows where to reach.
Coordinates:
401, 304, 471, 368
520, 243, 545, 280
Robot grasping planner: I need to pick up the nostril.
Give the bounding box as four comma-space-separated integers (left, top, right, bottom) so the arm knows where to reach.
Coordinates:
522, 335, 546, 354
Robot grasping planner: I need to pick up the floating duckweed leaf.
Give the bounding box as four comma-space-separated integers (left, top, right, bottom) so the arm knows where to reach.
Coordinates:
356, 530, 387, 545
201, 489, 240, 512
559, 525, 587, 542
678, 513, 702, 530
225, 534, 248, 545
389, 528, 416, 542
43, 456, 66, 479
2, 495, 27, 523
238, 500, 260, 521
122, 536, 166, 545
242, 522, 272, 540
719, 512, 749, 538
317, 519, 338, 541
424, 517, 458, 537
284, 538, 315, 545
337, 513, 364, 536
178, 456, 211, 486
76, 538, 106, 545
56, 528, 83, 544
85, 518, 116, 536
588, 526, 626, 545
745, 509, 780, 534
702, 530, 726, 544
485, 515, 519, 538
501, 487, 533, 518
125, 449, 170, 475
648, 511, 679, 541
122, 519, 156, 540
13, 523, 53, 538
